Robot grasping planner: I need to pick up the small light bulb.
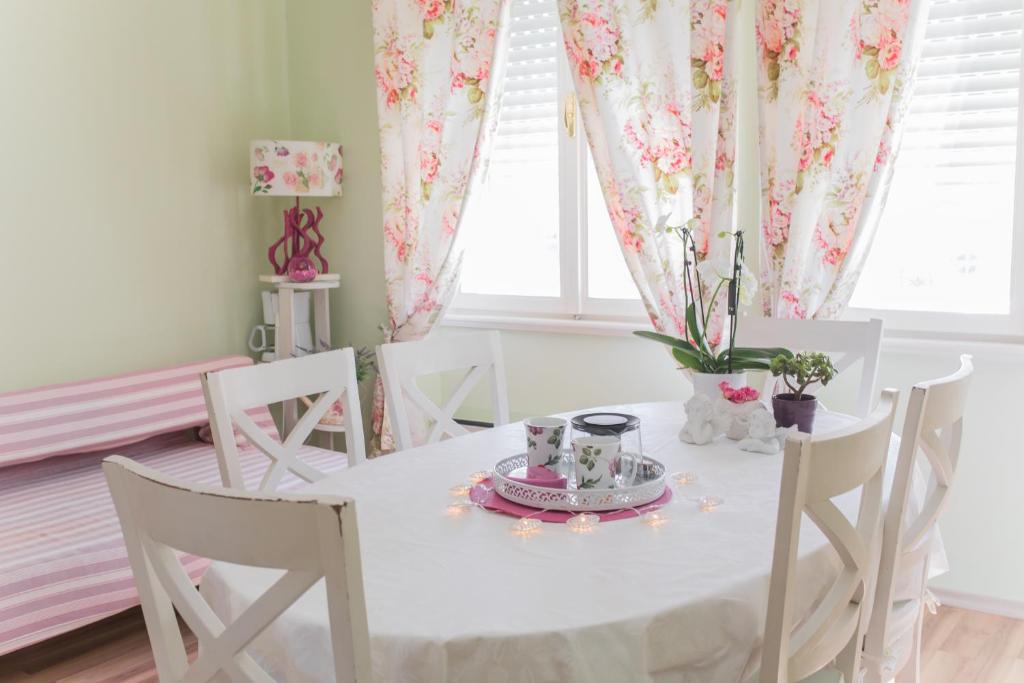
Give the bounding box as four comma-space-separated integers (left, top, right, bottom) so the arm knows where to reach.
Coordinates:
698, 496, 723, 512
468, 471, 490, 484
449, 484, 472, 498
673, 471, 698, 486
642, 510, 669, 527
446, 502, 473, 517
566, 513, 600, 534
510, 518, 543, 538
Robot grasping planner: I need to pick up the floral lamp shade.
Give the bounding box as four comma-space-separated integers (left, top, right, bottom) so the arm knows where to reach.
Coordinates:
250, 140, 343, 197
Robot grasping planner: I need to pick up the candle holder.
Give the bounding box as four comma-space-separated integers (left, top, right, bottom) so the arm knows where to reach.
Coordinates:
509, 518, 543, 538
566, 513, 600, 534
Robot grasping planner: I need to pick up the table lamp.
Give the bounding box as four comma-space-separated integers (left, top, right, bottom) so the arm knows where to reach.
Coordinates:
250, 140, 343, 281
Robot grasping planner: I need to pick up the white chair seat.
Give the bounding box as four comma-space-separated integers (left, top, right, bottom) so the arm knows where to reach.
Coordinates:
802, 667, 844, 683
887, 599, 921, 642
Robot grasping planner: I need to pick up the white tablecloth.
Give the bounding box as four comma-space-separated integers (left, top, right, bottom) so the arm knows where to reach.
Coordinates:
201, 402, 945, 683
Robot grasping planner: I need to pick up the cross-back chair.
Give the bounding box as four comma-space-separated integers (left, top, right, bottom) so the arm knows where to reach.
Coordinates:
864, 355, 973, 683
735, 317, 884, 418
377, 331, 509, 451
201, 349, 366, 491
754, 389, 899, 683
103, 455, 371, 683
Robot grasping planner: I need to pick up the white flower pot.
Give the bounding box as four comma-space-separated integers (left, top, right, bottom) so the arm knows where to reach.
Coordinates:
691, 372, 747, 401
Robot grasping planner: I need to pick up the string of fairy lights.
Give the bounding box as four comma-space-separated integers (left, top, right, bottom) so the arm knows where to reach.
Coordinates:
446, 470, 724, 538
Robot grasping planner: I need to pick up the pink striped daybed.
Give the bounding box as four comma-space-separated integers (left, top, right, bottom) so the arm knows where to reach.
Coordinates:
0, 356, 348, 656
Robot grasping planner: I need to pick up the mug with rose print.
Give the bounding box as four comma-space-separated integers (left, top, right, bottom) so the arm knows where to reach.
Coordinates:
572, 435, 621, 490
525, 417, 567, 472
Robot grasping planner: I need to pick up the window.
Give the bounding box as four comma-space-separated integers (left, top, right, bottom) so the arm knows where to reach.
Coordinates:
849, 0, 1024, 335
456, 0, 642, 320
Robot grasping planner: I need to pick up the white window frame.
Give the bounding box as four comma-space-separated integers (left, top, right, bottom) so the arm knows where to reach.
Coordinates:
450, 25, 647, 326
845, 18, 1024, 341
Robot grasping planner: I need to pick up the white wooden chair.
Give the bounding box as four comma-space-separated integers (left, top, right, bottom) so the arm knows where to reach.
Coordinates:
753, 389, 899, 683
377, 331, 509, 451
735, 318, 884, 418
103, 455, 371, 683
864, 356, 973, 683
201, 349, 366, 491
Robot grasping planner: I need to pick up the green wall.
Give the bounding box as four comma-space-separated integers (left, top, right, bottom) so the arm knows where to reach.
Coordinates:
283, 0, 389, 432
0, 0, 292, 391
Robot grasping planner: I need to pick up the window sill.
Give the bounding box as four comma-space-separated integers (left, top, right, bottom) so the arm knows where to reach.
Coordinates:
444, 311, 1024, 359
443, 311, 647, 337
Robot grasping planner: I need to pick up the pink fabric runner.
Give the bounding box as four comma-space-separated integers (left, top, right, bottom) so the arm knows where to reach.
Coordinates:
470, 479, 672, 524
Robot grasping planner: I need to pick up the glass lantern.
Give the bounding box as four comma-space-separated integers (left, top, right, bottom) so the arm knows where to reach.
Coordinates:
570, 412, 651, 486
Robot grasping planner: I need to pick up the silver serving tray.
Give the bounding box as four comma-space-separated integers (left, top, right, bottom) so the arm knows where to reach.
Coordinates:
490, 453, 667, 512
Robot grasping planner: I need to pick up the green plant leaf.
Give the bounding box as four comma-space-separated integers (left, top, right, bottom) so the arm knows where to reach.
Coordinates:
726, 358, 773, 371
672, 347, 705, 371
686, 304, 708, 354
634, 329, 707, 370
632, 330, 698, 353
722, 346, 794, 361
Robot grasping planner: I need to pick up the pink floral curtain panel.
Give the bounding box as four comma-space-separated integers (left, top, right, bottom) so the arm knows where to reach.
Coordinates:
757, 0, 929, 319
370, 0, 509, 452
558, 0, 741, 345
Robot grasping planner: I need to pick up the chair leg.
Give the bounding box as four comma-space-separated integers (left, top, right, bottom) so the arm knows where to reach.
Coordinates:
895, 607, 924, 683
836, 629, 861, 683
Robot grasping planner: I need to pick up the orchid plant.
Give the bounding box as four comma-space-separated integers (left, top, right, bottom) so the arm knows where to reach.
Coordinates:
634, 218, 793, 374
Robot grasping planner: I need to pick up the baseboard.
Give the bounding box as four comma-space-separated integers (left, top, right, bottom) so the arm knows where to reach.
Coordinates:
931, 588, 1024, 620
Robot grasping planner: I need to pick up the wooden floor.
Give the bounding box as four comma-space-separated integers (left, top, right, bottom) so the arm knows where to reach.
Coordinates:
0, 605, 1021, 681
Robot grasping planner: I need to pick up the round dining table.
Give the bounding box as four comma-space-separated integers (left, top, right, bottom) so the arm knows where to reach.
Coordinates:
201, 401, 944, 683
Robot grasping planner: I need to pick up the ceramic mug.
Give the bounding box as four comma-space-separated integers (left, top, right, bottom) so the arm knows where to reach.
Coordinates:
525, 417, 567, 471
572, 435, 621, 490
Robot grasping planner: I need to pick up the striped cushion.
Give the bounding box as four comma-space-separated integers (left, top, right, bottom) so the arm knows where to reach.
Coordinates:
0, 356, 264, 468
0, 430, 349, 656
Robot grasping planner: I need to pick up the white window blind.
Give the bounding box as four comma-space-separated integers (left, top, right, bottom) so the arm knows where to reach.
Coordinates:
495, 0, 560, 162
460, 0, 564, 301
851, 0, 1024, 326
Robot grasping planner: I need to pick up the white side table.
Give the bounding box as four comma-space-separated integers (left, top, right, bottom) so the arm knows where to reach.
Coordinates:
259, 274, 341, 444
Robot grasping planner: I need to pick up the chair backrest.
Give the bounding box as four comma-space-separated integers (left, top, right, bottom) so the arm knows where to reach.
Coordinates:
103, 455, 370, 683
758, 389, 899, 683
377, 331, 509, 451
735, 317, 884, 418
202, 349, 366, 491
864, 355, 973, 679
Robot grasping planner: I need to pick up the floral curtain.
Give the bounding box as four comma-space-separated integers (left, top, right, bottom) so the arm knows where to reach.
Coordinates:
558, 0, 741, 345
370, 0, 509, 452
757, 0, 929, 319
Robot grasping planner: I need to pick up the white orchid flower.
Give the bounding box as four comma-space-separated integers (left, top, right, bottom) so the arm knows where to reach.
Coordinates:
696, 258, 731, 283
695, 258, 758, 306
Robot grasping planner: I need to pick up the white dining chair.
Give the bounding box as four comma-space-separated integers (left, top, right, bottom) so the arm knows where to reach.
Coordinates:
377, 330, 509, 451
753, 389, 899, 683
735, 317, 884, 418
863, 355, 973, 683
201, 348, 366, 491
103, 455, 371, 683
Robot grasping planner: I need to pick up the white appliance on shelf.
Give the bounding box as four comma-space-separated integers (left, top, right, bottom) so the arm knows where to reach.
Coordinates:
248, 291, 313, 362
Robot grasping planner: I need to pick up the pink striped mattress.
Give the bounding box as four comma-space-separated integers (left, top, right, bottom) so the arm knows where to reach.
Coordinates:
0, 429, 349, 656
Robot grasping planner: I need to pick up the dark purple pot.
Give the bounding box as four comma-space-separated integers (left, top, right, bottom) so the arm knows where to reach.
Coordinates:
772, 394, 818, 433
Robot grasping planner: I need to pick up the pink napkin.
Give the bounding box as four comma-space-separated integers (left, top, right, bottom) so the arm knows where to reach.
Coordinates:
508, 466, 568, 489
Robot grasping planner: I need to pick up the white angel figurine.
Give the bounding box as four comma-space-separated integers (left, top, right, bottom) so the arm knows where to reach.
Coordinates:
738, 410, 797, 454
679, 394, 720, 445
